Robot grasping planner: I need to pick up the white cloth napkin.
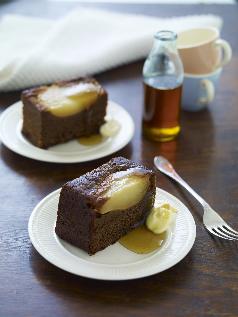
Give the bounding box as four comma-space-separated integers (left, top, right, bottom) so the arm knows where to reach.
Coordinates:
0, 8, 222, 91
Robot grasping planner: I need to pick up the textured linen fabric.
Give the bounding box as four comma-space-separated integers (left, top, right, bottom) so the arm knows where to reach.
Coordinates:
0, 8, 222, 91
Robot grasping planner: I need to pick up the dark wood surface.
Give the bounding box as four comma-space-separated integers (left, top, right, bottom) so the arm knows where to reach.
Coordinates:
0, 2, 238, 317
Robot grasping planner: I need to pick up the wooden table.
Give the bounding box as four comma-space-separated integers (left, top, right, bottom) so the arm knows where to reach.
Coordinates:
0, 2, 238, 316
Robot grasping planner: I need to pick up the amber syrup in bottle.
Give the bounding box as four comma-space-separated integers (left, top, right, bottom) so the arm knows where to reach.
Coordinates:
142, 31, 184, 142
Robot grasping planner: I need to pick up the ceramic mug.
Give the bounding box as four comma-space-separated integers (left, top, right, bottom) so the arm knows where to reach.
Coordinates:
182, 68, 222, 112
178, 27, 232, 74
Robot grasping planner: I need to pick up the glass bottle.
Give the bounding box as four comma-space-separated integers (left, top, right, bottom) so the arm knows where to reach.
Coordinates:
142, 30, 184, 142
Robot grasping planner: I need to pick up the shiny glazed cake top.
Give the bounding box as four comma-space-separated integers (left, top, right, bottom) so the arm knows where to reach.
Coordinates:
65, 157, 155, 214
38, 82, 100, 117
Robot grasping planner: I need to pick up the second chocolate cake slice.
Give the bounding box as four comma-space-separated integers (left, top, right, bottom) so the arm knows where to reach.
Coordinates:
55, 157, 156, 255
21, 77, 107, 148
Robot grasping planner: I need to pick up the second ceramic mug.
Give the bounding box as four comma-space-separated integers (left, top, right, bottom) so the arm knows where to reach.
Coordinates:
182, 68, 222, 112
178, 27, 232, 74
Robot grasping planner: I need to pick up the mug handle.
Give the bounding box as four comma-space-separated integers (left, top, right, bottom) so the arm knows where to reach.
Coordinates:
199, 79, 215, 104
215, 39, 232, 67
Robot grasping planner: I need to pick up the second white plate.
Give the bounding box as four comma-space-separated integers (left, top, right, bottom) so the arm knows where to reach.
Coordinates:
0, 100, 134, 163
28, 188, 196, 280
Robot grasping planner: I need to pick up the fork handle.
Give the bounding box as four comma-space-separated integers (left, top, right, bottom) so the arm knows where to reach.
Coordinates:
154, 156, 207, 207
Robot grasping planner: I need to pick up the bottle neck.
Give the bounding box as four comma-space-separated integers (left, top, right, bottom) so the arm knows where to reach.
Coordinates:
143, 30, 184, 88
151, 30, 178, 55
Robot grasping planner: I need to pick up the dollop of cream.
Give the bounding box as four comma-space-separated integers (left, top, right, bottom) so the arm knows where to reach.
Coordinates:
100, 119, 121, 137
146, 203, 177, 234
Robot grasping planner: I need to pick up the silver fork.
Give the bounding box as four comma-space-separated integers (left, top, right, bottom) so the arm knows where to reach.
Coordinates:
154, 156, 238, 241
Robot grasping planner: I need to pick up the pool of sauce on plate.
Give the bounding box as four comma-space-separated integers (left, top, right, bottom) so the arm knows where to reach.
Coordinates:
78, 134, 104, 146
119, 225, 166, 254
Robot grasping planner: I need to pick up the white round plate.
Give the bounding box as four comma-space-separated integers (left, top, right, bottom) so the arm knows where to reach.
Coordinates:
0, 100, 134, 163
28, 188, 196, 280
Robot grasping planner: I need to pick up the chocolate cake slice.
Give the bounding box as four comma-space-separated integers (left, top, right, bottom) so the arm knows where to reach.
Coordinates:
55, 157, 156, 255
21, 78, 107, 148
